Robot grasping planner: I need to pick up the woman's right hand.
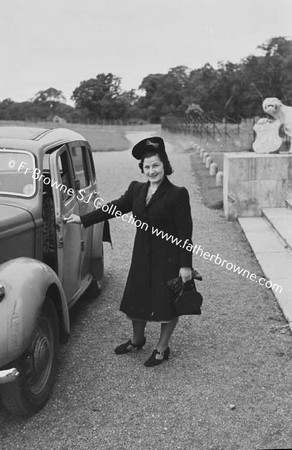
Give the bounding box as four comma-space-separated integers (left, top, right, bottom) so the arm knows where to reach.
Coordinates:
64, 214, 81, 224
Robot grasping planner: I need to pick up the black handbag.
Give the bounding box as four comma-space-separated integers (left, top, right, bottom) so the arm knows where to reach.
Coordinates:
167, 270, 203, 316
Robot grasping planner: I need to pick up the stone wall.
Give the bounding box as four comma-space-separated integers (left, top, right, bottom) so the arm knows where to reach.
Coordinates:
223, 153, 292, 220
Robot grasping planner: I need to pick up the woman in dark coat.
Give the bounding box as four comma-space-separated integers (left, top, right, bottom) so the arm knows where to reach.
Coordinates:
66, 137, 193, 367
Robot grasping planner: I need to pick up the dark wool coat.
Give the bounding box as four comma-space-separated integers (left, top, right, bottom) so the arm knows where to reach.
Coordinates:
81, 176, 193, 321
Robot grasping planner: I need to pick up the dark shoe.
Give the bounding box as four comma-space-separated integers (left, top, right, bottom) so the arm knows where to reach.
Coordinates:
144, 347, 170, 367
114, 338, 146, 355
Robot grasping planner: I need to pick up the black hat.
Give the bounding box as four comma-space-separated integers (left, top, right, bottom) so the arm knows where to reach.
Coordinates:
132, 136, 166, 160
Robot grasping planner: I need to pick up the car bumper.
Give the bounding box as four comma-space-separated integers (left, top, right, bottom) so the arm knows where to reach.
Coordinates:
0, 368, 19, 384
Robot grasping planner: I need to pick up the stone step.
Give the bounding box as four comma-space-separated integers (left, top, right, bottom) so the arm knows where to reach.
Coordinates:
285, 198, 292, 210
262, 207, 292, 253
238, 216, 292, 330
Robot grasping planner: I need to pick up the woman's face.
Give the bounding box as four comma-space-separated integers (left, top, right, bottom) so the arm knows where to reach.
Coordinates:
143, 154, 165, 184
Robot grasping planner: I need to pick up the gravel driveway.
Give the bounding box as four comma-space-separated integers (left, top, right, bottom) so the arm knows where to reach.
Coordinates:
0, 131, 291, 450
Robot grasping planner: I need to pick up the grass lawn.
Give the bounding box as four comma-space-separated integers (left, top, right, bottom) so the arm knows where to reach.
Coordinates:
162, 130, 224, 210
0, 120, 159, 152
66, 124, 131, 152
189, 150, 223, 209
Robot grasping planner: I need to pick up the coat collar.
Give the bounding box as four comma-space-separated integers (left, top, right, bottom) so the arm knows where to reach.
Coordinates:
144, 176, 171, 208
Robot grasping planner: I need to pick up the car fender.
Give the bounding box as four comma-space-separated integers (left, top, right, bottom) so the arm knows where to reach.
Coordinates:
0, 257, 70, 367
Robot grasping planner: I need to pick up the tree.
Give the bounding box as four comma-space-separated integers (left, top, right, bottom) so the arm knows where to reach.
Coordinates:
186, 64, 221, 115
1, 98, 14, 106
71, 73, 122, 121
258, 36, 292, 58
32, 88, 66, 108
138, 73, 164, 122
139, 67, 190, 122
25, 87, 67, 121
258, 36, 292, 103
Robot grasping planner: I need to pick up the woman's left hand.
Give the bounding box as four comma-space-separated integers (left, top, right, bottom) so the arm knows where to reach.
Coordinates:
179, 267, 192, 283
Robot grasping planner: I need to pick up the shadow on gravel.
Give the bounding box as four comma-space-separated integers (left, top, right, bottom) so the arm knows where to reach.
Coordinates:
68, 275, 110, 328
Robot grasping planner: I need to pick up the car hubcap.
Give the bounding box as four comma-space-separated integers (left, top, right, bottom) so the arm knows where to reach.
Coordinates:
33, 332, 50, 373
26, 324, 53, 395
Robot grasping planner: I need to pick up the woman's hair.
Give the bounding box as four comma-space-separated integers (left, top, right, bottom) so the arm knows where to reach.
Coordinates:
138, 151, 173, 175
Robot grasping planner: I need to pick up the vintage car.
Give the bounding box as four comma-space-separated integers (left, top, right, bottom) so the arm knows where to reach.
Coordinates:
0, 126, 106, 416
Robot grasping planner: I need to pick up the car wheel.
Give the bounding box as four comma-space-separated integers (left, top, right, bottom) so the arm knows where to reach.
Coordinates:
1, 298, 59, 417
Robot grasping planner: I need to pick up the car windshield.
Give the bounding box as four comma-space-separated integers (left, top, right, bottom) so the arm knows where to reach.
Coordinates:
0, 151, 36, 197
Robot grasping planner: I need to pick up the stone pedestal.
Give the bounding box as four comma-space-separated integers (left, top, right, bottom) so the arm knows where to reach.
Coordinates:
223, 153, 292, 220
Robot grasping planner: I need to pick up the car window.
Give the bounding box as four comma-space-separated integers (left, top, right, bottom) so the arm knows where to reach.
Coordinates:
71, 146, 90, 189
0, 151, 36, 197
57, 151, 74, 202
43, 153, 50, 171
87, 148, 96, 181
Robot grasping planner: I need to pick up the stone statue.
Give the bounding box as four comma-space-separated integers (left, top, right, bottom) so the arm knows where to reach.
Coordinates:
252, 117, 282, 153
262, 97, 292, 137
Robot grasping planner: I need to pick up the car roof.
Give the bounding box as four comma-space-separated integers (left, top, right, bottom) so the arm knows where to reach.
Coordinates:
0, 126, 87, 155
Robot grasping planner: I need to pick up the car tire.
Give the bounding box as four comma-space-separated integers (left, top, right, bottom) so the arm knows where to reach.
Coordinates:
1, 298, 59, 417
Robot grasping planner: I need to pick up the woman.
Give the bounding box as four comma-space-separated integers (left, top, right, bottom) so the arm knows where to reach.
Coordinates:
66, 137, 193, 367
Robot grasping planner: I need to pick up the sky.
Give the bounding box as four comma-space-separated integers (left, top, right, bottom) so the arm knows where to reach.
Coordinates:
1, 0, 291, 105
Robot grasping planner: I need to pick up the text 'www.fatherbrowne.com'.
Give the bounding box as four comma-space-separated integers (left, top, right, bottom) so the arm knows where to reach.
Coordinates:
151, 227, 283, 294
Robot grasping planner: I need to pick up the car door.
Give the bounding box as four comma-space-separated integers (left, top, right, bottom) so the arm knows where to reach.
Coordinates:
68, 143, 96, 280
49, 145, 82, 303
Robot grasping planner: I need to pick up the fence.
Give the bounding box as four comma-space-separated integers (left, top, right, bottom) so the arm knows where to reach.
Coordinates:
161, 112, 291, 153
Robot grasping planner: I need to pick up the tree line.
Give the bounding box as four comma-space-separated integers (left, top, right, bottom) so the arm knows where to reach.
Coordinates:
1, 36, 291, 124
